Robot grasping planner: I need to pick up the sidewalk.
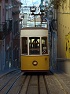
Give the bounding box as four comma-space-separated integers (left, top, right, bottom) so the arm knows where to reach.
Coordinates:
52, 70, 70, 94
0, 68, 17, 78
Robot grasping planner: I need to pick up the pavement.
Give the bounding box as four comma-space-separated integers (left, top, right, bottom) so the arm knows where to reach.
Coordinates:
52, 70, 70, 94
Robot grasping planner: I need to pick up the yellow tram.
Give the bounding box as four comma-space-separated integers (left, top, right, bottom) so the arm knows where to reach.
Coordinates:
20, 27, 50, 71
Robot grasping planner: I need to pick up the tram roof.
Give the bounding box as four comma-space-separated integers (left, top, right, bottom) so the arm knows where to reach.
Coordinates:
20, 27, 48, 37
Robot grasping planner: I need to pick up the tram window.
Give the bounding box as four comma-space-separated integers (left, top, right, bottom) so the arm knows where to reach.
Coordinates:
42, 37, 48, 54
22, 37, 28, 54
29, 37, 40, 55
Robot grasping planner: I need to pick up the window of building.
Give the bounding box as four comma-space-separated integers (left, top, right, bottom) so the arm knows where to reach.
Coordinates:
29, 37, 40, 55
22, 37, 28, 54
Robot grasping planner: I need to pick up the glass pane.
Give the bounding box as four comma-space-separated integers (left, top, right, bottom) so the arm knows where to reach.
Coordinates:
29, 37, 40, 55
22, 37, 28, 54
42, 37, 48, 54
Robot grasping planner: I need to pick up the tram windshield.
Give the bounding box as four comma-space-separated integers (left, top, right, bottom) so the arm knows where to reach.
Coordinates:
29, 37, 40, 55
21, 37, 48, 55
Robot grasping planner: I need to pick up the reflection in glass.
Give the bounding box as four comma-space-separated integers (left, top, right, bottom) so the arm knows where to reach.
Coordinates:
42, 37, 48, 54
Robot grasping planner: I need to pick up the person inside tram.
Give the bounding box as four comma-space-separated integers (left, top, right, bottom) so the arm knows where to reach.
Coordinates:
33, 39, 38, 48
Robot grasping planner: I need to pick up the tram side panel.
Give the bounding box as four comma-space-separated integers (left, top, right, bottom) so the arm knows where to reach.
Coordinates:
21, 55, 49, 71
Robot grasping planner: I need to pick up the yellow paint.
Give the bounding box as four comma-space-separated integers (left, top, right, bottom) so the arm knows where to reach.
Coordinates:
21, 55, 49, 71
57, 0, 70, 58
65, 33, 70, 58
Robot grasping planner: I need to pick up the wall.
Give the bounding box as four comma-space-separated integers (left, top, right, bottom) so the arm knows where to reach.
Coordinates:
0, 41, 2, 70
57, 0, 70, 58
1, 0, 5, 22
57, 0, 70, 74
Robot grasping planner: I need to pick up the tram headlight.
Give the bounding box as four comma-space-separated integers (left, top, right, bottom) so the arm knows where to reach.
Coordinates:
32, 60, 38, 66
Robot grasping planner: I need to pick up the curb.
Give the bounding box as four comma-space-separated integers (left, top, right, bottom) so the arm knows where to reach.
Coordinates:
0, 69, 17, 79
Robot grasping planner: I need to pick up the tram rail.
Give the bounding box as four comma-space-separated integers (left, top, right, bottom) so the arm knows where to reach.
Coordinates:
0, 71, 21, 91
0, 71, 23, 94
19, 72, 67, 94
0, 71, 70, 94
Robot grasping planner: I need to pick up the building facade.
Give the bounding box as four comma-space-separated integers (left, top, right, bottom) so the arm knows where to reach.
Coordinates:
55, 0, 70, 74
0, 0, 21, 71
57, 0, 70, 58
